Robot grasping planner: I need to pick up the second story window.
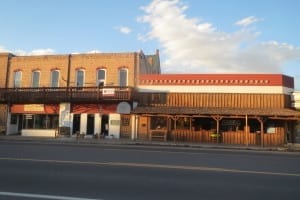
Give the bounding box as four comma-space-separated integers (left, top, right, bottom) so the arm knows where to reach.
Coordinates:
119, 68, 128, 87
13, 71, 22, 88
76, 70, 84, 87
51, 70, 59, 87
32, 71, 40, 87
97, 69, 106, 87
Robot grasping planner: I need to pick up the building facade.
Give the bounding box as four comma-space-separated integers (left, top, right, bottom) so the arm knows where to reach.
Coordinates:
133, 74, 300, 146
0, 51, 160, 138
0, 50, 299, 146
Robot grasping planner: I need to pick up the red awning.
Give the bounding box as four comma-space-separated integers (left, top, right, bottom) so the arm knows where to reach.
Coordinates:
11, 104, 59, 114
71, 104, 117, 114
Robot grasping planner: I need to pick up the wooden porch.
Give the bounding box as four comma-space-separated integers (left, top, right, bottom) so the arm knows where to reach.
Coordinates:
133, 106, 300, 146
0, 86, 133, 103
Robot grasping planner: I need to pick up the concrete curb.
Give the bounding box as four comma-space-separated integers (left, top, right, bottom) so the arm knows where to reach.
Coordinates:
0, 135, 299, 153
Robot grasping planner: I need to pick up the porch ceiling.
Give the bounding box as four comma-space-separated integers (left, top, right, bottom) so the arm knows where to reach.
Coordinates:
132, 106, 300, 118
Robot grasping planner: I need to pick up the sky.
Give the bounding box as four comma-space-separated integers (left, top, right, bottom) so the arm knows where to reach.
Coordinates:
1, 0, 300, 89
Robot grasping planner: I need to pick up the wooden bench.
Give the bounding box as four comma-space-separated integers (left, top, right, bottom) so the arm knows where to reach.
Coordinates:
150, 130, 167, 141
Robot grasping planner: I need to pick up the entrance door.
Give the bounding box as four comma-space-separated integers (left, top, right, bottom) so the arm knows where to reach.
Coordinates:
101, 114, 109, 136
87, 114, 94, 135
73, 114, 80, 135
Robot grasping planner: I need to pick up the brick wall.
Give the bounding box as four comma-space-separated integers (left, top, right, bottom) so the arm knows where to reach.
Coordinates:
9, 55, 69, 87
0, 53, 9, 87
69, 53, 137, 87
7, 52, 139, 88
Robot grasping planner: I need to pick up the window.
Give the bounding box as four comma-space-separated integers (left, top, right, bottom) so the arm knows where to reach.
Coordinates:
150, 116, 167, 130
76, 70, 84, 87
32, 71, 40, 87
119, 68, 128, 87
97, 69, 106, 86
151, 93, 167, 104
22, 114, 58, 129
13, 71, 22, 88
51, 70, 59, 87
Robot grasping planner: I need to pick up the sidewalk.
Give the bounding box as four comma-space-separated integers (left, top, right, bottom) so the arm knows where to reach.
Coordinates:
0, 134, 300, 152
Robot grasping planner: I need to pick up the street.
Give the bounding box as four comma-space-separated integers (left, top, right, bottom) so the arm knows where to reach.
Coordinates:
0, 141, 299, 200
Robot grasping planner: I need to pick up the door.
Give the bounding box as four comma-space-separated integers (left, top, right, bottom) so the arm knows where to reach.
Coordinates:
101, 114, 109, 136
73, 114, 80, 135
120, 115, 131, 139
86, 114, 94, 135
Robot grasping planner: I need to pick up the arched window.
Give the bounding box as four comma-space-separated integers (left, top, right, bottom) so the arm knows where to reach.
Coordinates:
118, 68, 128, 87
97, 69, 106, 87
51, 70, 59, 87
32, 71, 40, 87
13, 71, 22, 88
76, 70, 84, 87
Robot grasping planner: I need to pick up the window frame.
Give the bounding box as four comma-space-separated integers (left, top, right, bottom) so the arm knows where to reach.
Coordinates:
76, 69, 85, 87
31, 70, 40, 88
13, 70, 22, 88
96, 68, 106, 87
118, 68, 128, 87
50, 70, 60, 87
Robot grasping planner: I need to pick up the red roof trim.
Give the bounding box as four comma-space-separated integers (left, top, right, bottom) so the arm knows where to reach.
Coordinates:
139, 74, 294, 88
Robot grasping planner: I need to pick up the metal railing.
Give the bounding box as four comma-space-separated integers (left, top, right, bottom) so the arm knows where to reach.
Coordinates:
0, 86, 133, 103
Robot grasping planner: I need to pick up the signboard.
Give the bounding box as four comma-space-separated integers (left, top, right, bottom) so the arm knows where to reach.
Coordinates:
102, 88, 115, 96
24, 104, 44, 112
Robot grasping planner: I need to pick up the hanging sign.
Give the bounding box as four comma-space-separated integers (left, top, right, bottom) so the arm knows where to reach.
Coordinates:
102, 88, 115, 96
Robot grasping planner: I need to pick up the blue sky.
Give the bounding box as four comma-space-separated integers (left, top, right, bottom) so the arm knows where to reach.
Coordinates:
1, 0, 300, 89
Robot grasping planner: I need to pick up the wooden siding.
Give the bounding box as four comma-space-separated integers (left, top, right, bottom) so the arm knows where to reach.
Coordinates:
136, 93, 290, 109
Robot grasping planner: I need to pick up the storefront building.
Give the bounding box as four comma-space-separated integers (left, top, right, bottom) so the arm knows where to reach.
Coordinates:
133, 74, 300, 146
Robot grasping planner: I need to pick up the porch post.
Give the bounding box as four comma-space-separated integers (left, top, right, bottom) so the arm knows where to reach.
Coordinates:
245, 114, 248, 146
257, 117, 264, 147
212, 115, 222, 144
173, 116, 178, 142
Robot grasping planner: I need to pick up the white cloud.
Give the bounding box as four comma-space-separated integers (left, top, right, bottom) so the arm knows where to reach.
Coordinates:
139, 0, 300, 74
17, 48, 55, 56
235, 16, 261, 27
0, 46, 9, 52
0, 46, 55, 56
86, 50, 102, 54
115, 26, 132, 34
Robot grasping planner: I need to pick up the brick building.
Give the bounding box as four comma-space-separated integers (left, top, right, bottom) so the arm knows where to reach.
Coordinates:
0, 51, 160, 137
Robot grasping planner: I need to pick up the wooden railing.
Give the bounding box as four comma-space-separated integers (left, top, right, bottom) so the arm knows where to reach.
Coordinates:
171, 129, 285, 146
0, 86, 133, 103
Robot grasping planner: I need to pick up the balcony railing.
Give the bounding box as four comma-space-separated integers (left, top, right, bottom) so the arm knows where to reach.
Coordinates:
0, 86, 133, 103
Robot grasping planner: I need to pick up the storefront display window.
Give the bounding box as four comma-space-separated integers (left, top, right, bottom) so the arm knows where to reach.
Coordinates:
150, 116, 167, 129
22, 114, 58, 129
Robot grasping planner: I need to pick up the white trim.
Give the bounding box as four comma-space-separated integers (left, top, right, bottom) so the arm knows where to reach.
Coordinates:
137, 85, 294, 94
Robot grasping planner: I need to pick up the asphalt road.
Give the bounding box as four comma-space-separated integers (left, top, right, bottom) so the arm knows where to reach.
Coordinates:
0, 141, 299, 200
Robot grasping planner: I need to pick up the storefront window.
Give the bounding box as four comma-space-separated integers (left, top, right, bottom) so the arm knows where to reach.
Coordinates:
22, 114, 58, 129
176, 117, 190, 130
150, 116, 167, 129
